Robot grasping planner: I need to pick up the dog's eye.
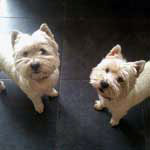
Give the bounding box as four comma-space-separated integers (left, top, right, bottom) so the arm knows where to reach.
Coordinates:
105, 68, 109, 73
40, 48, 47, 55
117, 77, 124, 83
23, 51, 28, 57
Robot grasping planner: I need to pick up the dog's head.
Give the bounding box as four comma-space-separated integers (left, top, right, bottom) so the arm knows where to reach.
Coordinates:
11, 23, 60, 81
90, 45, 145, 100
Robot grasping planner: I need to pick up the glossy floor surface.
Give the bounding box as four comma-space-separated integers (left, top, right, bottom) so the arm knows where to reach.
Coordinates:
0, 0, 150, 150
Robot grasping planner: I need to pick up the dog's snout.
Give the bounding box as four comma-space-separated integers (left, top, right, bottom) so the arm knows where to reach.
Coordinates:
31, 62, 40, 71
100, 81, 109, 89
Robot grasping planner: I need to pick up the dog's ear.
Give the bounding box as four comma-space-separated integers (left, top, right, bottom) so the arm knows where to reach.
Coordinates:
11, 31, 20, 48
132, 60, 146, 77
40, 23, 54, 39
106, 44, 123, 59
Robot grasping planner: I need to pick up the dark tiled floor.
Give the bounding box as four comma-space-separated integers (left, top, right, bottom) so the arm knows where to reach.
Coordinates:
0, 0, 150, 150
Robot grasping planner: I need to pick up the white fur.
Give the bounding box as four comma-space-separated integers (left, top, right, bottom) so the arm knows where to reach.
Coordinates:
0, 23, 60, 113
90, 44, 147, 126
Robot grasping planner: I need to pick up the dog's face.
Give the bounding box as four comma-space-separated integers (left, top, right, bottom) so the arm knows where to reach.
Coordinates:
11, 23, 60, 81
90, 45, 145, 100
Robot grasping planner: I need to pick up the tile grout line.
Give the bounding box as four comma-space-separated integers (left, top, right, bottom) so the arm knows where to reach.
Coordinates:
0, 16, 65, 21
54, 3, 66, 150
0, 79, 11, 80
0, 78, 90, 81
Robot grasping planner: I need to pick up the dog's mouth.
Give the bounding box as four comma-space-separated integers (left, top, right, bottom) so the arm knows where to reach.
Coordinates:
99, 87, 104, 93
31, 75, 49, 81
102, 95, 111, 101
32, 70, 40, 74
98, 88, 111, 100
31, 71, 49, 80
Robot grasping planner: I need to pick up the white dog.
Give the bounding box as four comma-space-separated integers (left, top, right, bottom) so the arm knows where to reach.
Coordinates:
0, 23, 60, 113
90, 45, 148, 126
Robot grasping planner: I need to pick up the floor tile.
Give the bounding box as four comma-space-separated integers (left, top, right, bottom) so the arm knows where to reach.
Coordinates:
0, 18, 64, 52
0, 79, 59, 150
143, 99, 150, 150
0, 72, 9, 79
56, 80, 83, 150
57, 80, 145, 150
0, 0, 64, 19
61, 18, 150, 80
65, 0, 150, 19
0, 18, 63, 40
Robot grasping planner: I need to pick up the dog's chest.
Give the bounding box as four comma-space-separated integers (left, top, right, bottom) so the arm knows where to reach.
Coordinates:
106, 99, 129, 113
30, 80, 51, 93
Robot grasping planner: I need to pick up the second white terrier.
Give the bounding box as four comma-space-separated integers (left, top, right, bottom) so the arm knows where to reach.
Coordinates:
90, 45, 148, 126
0, 23, 60, 113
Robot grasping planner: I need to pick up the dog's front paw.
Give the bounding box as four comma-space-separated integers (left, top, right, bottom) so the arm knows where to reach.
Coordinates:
94, 100, 104, 111
0, 81, 6, 93
110, 118, 119, 127
35, 103, 44, 114
49, 88, 59, 97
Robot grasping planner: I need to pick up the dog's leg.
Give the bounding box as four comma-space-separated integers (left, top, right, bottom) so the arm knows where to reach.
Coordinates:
110, 117, 120, 127
0, 80, 6, 93
32, 97, 44, 114
110, 110, 127, 127
28, 94, 44, 113
46, 88, 58, 97
94, 99, 105, 111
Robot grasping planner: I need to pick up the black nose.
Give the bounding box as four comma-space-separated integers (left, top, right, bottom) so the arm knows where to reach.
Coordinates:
31, 62, 40, 71
100, 81, 109, 89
